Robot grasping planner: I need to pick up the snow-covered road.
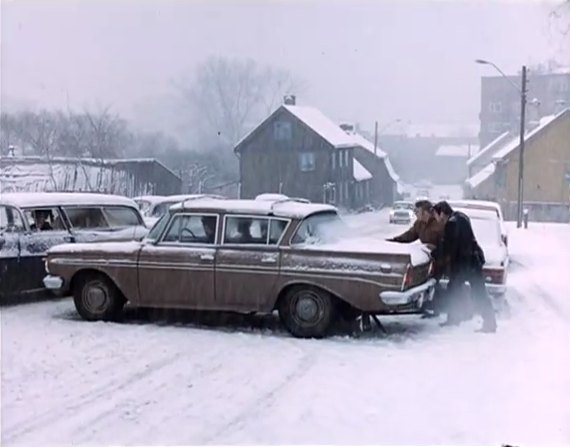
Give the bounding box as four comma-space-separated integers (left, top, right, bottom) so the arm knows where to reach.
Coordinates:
1, 215, 569, 445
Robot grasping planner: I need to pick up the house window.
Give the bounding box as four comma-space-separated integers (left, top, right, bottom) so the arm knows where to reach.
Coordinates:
344, 150, 349, 167
331, 152, 336, 170
299, 152, 316, 172
273, 121, 292, 140
338, 150, 344, 168
489, 102, 502, 113
344, 182, 350, 202
338, 181, 344, 202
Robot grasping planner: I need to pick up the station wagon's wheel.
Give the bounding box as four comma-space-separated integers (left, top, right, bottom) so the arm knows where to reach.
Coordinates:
73, 273, 125, 322
278, 286, 338, 338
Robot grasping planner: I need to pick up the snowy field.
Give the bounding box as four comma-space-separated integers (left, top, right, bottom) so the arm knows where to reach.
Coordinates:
1, 212, 569, 445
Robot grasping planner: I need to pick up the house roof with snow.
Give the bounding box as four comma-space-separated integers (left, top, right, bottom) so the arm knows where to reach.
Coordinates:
235, 104, 358, 151
466, 108, 570, 189
467, 131, 511, 167
435, 144, 473, 158
353, 159, 372, 182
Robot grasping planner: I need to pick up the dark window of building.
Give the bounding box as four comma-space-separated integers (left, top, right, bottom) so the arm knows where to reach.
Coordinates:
273, 121, 292, 140
299, 152, 316, 172
489, 102, 502, 113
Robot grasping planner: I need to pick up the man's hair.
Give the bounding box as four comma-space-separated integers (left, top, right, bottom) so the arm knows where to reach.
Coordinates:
432, 201, 453, 216
414, 200, 433, 212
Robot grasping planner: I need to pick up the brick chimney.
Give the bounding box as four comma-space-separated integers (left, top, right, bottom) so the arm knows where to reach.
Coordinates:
283, 95, 296, 105
339, 123, 354, 133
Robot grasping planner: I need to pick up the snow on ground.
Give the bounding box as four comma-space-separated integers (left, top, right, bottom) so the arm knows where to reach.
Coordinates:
1, 214, 569, 445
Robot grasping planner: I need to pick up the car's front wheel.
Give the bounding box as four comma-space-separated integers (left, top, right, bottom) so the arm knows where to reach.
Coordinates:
278, 285, 338, 338
73, 273, 125, 322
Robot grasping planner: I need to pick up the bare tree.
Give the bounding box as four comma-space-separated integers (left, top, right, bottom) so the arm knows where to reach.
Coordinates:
177, 57, 304, 147
549, 0, 570, 36
82, 107, 130, 159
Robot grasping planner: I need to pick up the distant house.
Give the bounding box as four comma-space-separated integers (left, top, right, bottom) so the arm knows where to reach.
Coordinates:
465, 108, 570, 222
234, 98, 400, 209
0, 156, 182, 197
431, 144, 476, 184
467, 131, 511, 178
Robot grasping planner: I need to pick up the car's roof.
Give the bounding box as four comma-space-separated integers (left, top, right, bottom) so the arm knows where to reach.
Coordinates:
449, 199, 501, 210
455, 207, 498, 220
170, 197, 337, 219
0, 192, 138, 209
154, 194, 225, 205
394, 200, 413, 205
133, 195, 166, 203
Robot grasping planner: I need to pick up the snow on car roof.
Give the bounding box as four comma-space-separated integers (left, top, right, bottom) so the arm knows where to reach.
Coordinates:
171, 198, 336, 219
449, 199, 501, 210
0, 192, 138, 208
353, 160, 372, 181
454, 207, 498, 220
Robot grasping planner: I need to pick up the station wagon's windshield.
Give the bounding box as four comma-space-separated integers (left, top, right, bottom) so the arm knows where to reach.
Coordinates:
291, 211, 347, 245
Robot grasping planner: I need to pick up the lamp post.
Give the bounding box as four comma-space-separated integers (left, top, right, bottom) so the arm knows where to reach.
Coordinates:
475, 59, 527, 228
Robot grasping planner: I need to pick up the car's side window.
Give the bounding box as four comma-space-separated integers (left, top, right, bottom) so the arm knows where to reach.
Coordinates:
23, 207, 66, 232
268, 219, 289, 244
223, 216, 289, 245
0, 205, 25, 233
63, 207, 108, 229
162, 214, 218, 245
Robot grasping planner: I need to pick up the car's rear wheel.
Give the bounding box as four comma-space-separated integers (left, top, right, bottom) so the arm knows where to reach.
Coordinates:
278, 286, 338, 338
73, 273, 125, 322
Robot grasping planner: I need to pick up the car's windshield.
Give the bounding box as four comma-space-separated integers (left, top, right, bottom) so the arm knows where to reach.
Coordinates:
145, 213, 170, 242
471, 217, 501, 246
291, 211, 347, 245
393, 202, 414, 210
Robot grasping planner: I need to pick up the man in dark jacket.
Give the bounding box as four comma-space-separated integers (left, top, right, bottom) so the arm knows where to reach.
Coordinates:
387, 200, 445, 317
432, 201, 497, 333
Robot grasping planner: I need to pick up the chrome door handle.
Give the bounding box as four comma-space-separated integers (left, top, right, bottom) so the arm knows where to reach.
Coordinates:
200, 254, 214, 262
261, 256, 278, 264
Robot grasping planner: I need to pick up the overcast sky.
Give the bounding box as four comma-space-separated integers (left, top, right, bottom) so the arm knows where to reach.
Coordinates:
2, 0, 568, 139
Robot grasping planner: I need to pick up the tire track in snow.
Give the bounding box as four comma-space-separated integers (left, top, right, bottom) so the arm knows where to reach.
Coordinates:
200, 349, 318, 445
2, 352, 183, 445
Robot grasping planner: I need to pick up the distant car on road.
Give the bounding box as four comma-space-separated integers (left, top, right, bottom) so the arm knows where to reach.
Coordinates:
1, 192, 147, 300
389, 201, 415, 224
440, 207, 509, 297
448, 200, 508, 246
44, 197, 436, 338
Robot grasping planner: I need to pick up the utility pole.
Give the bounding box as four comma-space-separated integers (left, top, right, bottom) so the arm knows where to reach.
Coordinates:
373, 121, 379, 157
516, 65, 527, 228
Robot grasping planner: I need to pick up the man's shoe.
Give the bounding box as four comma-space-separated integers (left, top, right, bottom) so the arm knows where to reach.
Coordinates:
440, 318, 461, 327
476, 320, 497, 333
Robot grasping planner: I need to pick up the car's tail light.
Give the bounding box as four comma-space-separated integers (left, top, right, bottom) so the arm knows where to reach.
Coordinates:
484, 268, 504, 284
402, 264, 414, 290
501, 234, 508, 246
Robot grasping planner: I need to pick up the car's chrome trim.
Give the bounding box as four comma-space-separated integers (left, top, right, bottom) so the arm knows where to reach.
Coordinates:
43, 275, 64, 290
380, 278, 436, 306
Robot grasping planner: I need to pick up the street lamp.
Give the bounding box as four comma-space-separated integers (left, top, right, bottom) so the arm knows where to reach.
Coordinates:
476, 59, 527, 228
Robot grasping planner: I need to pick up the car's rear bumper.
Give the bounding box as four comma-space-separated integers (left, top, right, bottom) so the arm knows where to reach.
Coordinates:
380, 278, 437, 307
439, 279, 506, 296
43, 275, 65, 291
